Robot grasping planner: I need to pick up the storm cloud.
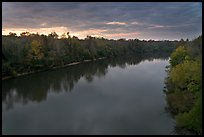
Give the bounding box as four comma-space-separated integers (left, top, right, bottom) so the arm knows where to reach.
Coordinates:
2, 2, 202, 40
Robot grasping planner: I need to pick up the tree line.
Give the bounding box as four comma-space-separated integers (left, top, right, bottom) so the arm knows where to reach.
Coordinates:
164, 35, 202, 135
2, 32, 178, 78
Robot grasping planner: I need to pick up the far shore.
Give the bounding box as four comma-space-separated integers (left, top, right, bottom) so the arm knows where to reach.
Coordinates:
2, 57, 107, 80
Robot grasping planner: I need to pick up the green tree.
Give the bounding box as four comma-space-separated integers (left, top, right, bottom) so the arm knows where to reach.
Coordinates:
31, 40, 44, 60
170, 46, 188, 67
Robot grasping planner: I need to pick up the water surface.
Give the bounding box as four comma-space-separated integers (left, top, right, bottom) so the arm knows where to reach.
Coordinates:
2, 55, 175, 135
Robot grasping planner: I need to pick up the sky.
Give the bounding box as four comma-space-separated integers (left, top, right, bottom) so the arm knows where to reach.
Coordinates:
2, 2, 202, 40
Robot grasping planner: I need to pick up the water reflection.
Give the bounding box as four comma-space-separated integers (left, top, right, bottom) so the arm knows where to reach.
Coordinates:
2, 53, 169, 111
2, 53, 176, 135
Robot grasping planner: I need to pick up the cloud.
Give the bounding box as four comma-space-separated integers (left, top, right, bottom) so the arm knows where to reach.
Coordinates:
40, 23, 47, 27
103, 32, 140, 39
148, 25, 165, 29
2, 2, 202, 40
106, 21, 127, 25
131, 22, 139, 25
72, 28, 108, 38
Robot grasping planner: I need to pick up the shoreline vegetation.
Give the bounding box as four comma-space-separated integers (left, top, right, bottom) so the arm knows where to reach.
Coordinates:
164, 36, 202, 135
2, 57, 107, 80
2, 31, 178, 80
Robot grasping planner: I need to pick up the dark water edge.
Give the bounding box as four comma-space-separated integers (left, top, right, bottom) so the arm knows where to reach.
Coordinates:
2, 52, 172, 81
2, 57, 107, 81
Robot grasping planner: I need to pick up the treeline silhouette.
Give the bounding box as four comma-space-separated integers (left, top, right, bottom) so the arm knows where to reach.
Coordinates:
2, 32, 178, 78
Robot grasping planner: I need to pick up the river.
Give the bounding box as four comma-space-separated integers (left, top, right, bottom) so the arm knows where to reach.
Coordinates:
2, 55, 176, 135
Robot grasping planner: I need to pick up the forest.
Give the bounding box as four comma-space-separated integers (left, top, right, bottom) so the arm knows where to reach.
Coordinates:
2, 32, 178, 79
164, 36, 202, 135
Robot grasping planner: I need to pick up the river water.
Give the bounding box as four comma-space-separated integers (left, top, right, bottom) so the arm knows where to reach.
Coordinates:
2, 55, 176, 135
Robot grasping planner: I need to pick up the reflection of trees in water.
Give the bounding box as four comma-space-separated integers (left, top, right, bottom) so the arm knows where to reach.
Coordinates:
2, 53, 170, 110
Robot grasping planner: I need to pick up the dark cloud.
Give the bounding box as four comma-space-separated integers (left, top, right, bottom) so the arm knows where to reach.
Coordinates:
2, 2, 202, 40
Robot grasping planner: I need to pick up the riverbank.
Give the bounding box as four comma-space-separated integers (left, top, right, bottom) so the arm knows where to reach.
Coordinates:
164, 37, 202, 135
2, 57, 107, 80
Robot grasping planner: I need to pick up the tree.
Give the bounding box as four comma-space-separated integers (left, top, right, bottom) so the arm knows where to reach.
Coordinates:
67, 32, 71, 39
20, 32, 30, 37
9, 32, 17, 37
48, 32, 59, 39
170, 60, 201, 90
2, 31, 179, 78
170, 46, 188, 67
165, 35, 202, 135
61, 33, 67, 39
31, 40, 44, 60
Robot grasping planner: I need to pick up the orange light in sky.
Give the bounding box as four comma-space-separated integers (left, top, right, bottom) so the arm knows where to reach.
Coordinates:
2, 26, 140, 39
